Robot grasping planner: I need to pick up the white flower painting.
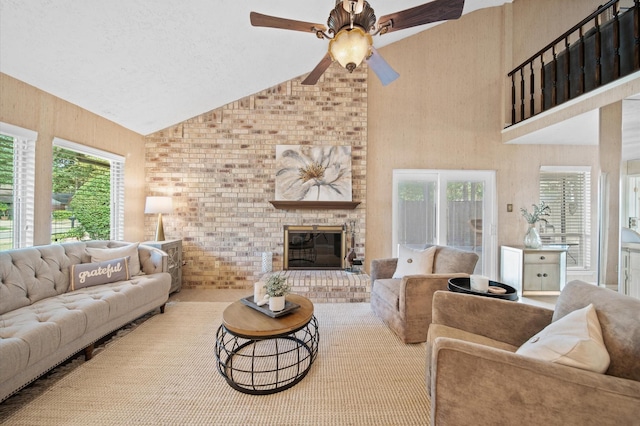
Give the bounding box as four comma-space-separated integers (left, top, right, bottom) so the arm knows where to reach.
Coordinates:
275, 145, 352, 201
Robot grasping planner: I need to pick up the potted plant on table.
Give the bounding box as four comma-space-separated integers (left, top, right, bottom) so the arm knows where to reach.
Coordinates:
264, 273, 290, 312
520, 201, 551, 249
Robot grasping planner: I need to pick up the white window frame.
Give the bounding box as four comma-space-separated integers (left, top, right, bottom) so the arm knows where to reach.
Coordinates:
392, 169, 497, 278
0, 122, 37, 248
52, 138, 125, 241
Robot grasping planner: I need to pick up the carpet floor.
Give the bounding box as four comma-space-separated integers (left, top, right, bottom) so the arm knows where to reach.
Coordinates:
0, 301, 430, 425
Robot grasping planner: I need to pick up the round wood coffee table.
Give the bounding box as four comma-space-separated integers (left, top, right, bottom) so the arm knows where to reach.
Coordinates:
214, 294, 319, 394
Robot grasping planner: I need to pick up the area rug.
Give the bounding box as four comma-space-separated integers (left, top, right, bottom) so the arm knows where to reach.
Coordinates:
0, 302, 429, 425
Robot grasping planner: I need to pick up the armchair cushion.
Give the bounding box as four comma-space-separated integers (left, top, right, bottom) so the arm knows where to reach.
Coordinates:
392, 245, 435, 278
428, 323, 519, 353
516, 303, 610, 373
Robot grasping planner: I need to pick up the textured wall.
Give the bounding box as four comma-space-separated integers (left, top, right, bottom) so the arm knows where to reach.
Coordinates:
366, 5, 601, 277
145, 64, 367, 289
0, 73, 147, 244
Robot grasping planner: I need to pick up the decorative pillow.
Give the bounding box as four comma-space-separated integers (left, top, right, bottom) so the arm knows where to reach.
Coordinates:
516, 303, 610, 373
70, 257, 131, 291
392, 245, 436, 278
86, 243, 140, 275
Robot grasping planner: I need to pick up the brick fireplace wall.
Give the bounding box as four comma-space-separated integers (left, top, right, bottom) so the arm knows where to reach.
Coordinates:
145, 64, 367, 290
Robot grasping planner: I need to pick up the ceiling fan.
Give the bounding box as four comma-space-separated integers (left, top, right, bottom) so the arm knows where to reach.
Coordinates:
250, 0, 465, 86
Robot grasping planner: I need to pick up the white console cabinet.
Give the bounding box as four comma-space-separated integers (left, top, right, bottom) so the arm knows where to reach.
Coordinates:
620, 243, 640, 299
500, 245, 567, 296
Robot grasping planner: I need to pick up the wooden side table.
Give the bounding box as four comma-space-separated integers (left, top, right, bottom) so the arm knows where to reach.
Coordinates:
215, 294, 319, 394
143, 239, 182, 293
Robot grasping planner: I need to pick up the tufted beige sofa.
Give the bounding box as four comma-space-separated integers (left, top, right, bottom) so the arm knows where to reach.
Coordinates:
0, 240, 172, 402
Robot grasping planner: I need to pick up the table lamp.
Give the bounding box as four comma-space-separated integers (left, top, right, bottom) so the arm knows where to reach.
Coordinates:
145, 196, 173, 241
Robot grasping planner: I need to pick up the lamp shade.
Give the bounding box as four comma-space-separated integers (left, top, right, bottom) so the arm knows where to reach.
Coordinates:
144, 196, 173, 214
329, 27, 372, 72
145, 196, 173, 241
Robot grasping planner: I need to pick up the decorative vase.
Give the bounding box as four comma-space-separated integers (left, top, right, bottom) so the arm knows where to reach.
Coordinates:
269, 295, 286, 312
524, 224, 542, 249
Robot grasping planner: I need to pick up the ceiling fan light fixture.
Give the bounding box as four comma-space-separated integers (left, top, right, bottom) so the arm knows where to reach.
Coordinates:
328, 27, 372, 73
342, 0, 365, 14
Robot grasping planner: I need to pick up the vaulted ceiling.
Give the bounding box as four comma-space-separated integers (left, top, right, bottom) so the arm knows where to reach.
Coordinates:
0, 0, 510, 135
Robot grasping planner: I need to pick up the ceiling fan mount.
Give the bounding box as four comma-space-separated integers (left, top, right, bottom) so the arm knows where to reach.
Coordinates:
326, 1, 377, 37
250, 0, 465, 85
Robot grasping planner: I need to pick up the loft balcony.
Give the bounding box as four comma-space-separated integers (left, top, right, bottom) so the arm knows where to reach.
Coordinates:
506, 0, 639, 128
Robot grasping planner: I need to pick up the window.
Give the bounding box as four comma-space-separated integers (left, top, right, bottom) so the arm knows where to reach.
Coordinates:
539, 166, 591, 269
0, 123, 36, 249
52, 138, 125, 242
392, 170, 497, 277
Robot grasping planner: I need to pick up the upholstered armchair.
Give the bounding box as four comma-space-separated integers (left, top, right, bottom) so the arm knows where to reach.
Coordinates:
370, 245, 479, 343
427, 280, 640, 425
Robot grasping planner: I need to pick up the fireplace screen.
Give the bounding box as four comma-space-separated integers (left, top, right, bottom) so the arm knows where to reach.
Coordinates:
284, 225, 346, 270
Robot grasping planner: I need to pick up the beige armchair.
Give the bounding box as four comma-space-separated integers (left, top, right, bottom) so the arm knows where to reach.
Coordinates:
427, 280, 640, 425
370, 246, 479, 343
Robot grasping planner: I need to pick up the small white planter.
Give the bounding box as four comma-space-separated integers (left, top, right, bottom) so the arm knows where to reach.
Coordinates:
269, 296, 286, 312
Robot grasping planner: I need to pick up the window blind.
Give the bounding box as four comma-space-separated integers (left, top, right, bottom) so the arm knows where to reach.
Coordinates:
539, 168, 591, 268
110, 160, 125, 241
13, 136, 36, 248
0, 122, 37, 249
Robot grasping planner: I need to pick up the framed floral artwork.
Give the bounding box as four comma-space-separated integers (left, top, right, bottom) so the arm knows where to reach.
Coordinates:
275, 145, 352, 201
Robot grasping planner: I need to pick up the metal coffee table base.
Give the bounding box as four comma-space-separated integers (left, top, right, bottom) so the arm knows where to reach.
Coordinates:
215, 315, 319, 395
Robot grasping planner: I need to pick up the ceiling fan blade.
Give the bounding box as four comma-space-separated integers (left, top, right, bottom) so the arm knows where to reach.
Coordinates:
301, 53, 333, 85
377, 0, 465, 34
366, 47, 399, 86
250, 12, 326, 33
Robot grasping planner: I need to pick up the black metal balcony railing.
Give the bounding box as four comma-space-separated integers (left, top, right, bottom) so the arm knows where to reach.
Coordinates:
507, 0, 640, 127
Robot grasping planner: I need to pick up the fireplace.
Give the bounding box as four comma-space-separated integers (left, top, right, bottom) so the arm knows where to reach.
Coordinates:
283, 225, 346, 270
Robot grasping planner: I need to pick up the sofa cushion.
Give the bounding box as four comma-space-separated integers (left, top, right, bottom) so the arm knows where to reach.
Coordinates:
516, 303, 610, 373
0, 251, 31, 315
70, 257, 131, 291
0, 248, 59, 314
393, 246, 436, 278
86, 243, 140, 276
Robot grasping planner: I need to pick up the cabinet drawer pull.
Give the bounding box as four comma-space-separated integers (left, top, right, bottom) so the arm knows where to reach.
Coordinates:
537, 273, 542, 277
543, 273, 548, 277
540, 256, 546, 260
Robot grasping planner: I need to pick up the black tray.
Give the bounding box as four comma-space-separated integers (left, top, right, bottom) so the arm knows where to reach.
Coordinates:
448, 278, 518, 301
240, 296, 300, 318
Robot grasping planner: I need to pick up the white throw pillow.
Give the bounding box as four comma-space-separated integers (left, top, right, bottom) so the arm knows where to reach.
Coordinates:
516, 303, 610, 373
86, 242, 141, 276
392, 246, 436, 278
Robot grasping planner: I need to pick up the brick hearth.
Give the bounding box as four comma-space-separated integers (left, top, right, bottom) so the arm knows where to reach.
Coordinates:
260, 270, 371, 303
